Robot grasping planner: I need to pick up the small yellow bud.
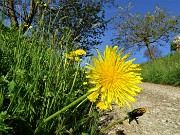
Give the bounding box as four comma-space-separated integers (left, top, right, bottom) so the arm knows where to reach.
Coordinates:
43, 3, 47, 7
83, 82, 87, 85
74, 57, 80, 62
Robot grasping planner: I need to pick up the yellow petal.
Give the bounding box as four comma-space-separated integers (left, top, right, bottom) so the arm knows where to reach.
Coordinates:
87, 92, 99, 102
96, 101, 108, 110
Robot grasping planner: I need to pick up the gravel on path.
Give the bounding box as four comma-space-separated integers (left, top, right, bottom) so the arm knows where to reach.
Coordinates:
100, 82, 180, 135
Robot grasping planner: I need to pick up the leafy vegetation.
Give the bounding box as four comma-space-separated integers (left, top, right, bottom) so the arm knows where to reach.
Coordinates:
0, 22, 99, 134
141, 52, 180, 86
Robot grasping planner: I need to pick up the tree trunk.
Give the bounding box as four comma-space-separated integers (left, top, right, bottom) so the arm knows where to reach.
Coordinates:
6, 0, 37, 33
7, 0, 18, 28
22, 0, 37, 33
146, 44, 156, 61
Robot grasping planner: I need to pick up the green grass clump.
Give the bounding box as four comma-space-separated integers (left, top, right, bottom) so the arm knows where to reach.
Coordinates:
0, 24, 99, 134
141, 52, 180, 86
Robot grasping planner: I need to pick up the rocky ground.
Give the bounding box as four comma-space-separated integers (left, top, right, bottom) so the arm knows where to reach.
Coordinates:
99, 82, 180, 135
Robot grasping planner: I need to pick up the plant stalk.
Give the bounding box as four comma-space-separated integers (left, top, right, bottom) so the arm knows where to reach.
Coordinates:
99, 116, 128, 135
34, 91, 93, 134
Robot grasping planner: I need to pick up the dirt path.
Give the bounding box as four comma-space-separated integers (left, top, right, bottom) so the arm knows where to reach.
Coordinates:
101, 82, 180, 135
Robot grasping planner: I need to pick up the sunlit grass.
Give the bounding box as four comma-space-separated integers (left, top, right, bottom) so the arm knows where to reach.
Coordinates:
0, 23, 99, 134
141, 52, 180, 86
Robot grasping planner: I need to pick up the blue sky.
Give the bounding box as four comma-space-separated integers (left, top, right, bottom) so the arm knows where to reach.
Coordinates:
97, 0, 180, 64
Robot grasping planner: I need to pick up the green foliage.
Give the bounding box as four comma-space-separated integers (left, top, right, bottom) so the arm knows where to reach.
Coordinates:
41, 0, 108, 52
0, 111, 13, 133
170, 41, 178, 51
0, 25, 99, 134
141, 52, 180, 86
0, 0, 114, 54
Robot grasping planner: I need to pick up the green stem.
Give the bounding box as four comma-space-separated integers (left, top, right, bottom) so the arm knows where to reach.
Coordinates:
69, 71, 78, 94
34, 91, 93, 134
99, 116, 129, 135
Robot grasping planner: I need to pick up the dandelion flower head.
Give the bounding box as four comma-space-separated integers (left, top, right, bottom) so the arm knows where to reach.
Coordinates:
74, 49, 86, 55
86, 45, 142, 110
64, 49, 86, 62
70, 49, 86, 56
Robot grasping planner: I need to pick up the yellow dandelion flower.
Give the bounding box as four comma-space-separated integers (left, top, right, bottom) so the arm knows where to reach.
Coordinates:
64, 52, 81, 62
86, 45, 142, 109
74, 49, 86, 56
69, 51, 75, 57
64, 53, 72, 59
29, 26, 33, 29
69, 49, 86, 57
87, 92, 99, 102
96, 101, 108, 110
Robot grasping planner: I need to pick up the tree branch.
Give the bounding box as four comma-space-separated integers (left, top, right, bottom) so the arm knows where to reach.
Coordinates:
7, 0, 18, 27
0, 2, 26, 24
22, 0, 38, 32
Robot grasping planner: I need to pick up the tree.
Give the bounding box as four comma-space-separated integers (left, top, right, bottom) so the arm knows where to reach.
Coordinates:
143, 46, 162, 61
0, 0, 114, 53
112, 6, 180, 61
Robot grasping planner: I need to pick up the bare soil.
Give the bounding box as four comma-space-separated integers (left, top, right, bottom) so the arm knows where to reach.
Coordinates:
100, 82, 180, 135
